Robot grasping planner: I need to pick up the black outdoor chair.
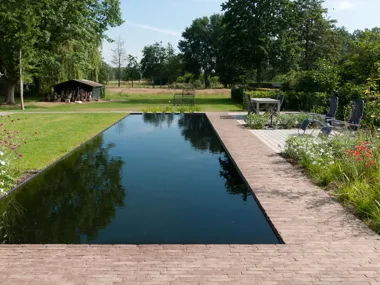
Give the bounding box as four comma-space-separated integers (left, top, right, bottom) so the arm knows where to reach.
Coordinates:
299, 95, 339, 134
245, 93, 255, 115
331, 99, 364, 133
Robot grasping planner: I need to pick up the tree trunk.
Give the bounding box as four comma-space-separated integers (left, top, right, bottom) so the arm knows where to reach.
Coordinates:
256, 67, 262, 85
20, 49, 25, 110
131, 79, 134, 88
204, 73, 210, 89
33, 77, 42, 96
4, 82, 16, 105
118, 65, 121, 87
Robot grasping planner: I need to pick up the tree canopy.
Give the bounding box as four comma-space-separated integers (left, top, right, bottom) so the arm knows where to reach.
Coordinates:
0, 0, 122, 103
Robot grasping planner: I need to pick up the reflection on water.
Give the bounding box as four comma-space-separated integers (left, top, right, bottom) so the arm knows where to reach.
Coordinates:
0, 114, 279, 244
0, 135, 125, 243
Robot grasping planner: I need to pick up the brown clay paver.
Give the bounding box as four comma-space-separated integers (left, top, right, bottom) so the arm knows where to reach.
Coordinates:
0, 112, 380, 285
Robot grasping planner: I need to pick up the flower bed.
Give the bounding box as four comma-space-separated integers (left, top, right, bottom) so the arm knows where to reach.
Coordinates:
284, 132, 380, 233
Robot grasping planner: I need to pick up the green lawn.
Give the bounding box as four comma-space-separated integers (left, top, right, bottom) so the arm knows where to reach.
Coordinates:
2, 113, 126, 181
0, 93, 242, 112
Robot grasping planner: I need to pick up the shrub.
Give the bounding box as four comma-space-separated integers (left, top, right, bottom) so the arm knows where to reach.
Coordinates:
246, 89, 277, 99
142, 105, 201, 114
176, 76, 185, 83
100, 86, 106, 99
273, 113, 308, 129
282, 91, 329, 113
246, 114, 269, 129
231, 87, 244, 103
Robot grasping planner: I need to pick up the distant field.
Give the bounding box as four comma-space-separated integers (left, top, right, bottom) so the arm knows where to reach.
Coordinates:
105, 80, 167, 89
106, 87, 231, 95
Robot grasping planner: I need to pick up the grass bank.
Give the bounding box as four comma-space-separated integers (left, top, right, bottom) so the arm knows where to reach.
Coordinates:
2, 113, 126, 183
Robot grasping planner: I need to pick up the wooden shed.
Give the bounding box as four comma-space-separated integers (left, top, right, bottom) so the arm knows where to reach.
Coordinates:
52, 79, 103, 102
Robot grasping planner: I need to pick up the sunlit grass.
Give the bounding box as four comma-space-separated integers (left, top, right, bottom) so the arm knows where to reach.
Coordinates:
2, 113, 126, 181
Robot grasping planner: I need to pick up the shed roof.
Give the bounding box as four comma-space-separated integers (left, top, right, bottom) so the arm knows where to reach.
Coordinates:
53, 79, 103, 89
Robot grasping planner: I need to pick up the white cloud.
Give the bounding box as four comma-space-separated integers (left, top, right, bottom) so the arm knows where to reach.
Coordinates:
126, 21, 181, 36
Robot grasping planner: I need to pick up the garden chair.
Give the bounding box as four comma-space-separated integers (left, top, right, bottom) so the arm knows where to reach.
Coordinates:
298, 95, 339, 134
244, 93, 255, 115
330, 99, 364, 133
299, 99, 364, 137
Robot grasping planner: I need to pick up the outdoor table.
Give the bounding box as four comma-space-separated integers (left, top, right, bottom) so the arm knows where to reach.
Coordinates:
251, 98, 280, 114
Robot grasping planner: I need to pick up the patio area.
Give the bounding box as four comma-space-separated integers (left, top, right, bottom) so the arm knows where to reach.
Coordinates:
228, 112, 316, 153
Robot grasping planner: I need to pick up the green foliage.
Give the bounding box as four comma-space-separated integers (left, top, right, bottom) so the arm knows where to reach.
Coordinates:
142, 105, 201, 114
281, 60, 340, 93
100, 86, 106, 99
178, 15, 224, 88
282, 91, 329, 112
246, 90, 277, 99
273, 113, 308, 129
140, 42, 182, 86
0, 0, 123, 103
222, 0, 289, 82
231, 88, 244, 103
246, 114, 269, 129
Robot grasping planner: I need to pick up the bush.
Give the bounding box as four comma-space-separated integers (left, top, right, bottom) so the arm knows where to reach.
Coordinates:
100, 86, 105, 99
246, 114, 269, 129
246, 82, 277, 89
231, 87, 244, 103
282, 91, 329, 113
246, 89, 277, 99
281, 60, 341, 94
142, 105, 201, 114
176, 76, 185, 83
272, 113, 308, 129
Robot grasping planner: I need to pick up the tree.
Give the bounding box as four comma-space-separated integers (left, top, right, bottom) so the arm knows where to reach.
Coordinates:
178, 15, 223, 88
99, 61, 115, 84
0, 0, 123, 104
292, 0, 337, 70
222, 0, 289, 83
140, 42, 167, 87
341, 28, 380, 84
111, 36, 127, 88
124, 55, 140, 87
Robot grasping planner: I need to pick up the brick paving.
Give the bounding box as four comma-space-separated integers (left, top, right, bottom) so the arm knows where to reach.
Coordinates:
0, 112, 380, 285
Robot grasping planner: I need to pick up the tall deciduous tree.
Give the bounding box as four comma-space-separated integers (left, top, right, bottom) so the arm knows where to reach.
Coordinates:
125, 55, 140, 87
178, 15, 223, 88
222, 0, 289, 83
112, 37, 127, 88
140, 42, 167, 87
293, 0, 337, 70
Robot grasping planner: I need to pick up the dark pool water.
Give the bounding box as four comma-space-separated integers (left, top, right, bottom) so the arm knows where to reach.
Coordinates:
0, 114, 280, 244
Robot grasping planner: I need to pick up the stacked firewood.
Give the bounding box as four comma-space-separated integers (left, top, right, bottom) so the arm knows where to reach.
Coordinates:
52, 89, 93, 103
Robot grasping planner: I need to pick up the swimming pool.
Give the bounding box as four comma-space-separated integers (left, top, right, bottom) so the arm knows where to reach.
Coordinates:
0, 114, 280, 244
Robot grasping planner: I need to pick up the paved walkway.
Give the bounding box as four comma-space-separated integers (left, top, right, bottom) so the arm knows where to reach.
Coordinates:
0, 112, 379, 284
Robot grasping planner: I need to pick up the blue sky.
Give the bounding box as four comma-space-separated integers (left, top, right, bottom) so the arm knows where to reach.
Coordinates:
102, 0, 380, 65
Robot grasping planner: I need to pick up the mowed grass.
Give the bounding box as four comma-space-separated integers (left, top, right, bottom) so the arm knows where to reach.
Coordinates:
3, 113, 126, 180
0, 92, 242, 112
